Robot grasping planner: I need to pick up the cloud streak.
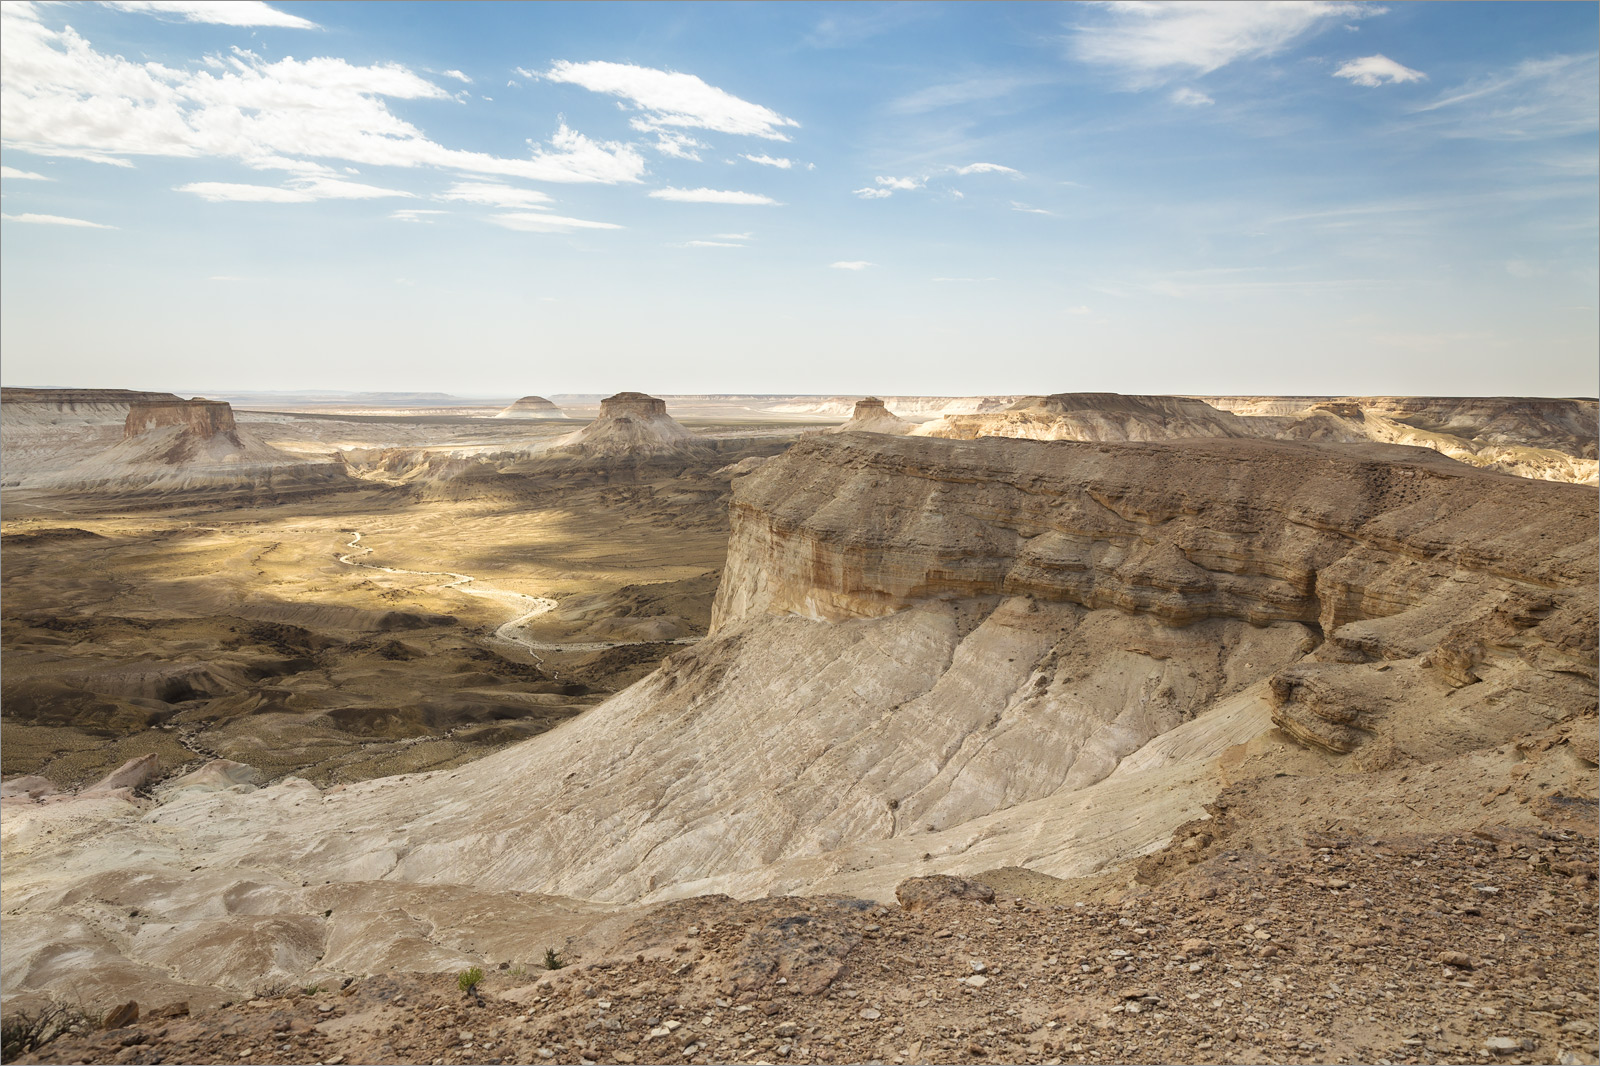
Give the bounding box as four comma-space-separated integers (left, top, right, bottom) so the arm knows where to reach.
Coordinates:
1, 211, 115, 227
1334, 55, 1426, 87
178, 177, 415, 202
99, 1, 316, 29
0, 7, 644, 183
830, 260, 873, 270
488, 212, 622, 233
541, 59, 799, 141
1072, 1, 1368, 84
649, 187, 779, 205
1, 165, 53, 180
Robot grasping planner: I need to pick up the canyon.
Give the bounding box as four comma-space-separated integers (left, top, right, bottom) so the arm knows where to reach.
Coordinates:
0, 390, 1595, 1065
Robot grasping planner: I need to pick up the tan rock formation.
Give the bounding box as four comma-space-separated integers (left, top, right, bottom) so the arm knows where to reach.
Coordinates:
915, 393, 1598, 484
1, 433, 1592, 1011
8, 397, 352, 496
539, 391, 698, 459
493, 395, 566, 419
823, 397, 914, 435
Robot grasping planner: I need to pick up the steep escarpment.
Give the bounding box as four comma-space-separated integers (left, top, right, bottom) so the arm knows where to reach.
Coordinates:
5, 398, 352, 498
823, 397, 914, 435
921, 393, 1598, 484
493, 395, 566, 419
2, 433, 1593, 1012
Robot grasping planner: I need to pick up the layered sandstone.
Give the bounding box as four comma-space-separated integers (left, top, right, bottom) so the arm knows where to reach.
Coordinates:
2, 433, 1593, 1010
823, 397, 914, 435
915, 393, 1598, 484
539, 391, 699, 459
6, 397, 350, 496
914, 393, 1253, 443
493, 395, 566, 419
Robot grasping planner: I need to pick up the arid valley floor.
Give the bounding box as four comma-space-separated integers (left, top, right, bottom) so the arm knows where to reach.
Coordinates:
1, 388, 1596, 1066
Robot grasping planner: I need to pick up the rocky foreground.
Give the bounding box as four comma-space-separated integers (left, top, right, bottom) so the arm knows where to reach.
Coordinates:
12, 815, 1596, 1066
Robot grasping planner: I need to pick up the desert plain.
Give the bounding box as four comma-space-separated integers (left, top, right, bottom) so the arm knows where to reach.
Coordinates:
0, 387, 1596, 1066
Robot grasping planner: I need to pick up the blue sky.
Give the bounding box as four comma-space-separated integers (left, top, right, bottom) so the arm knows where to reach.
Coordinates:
1, 0, 1595, 397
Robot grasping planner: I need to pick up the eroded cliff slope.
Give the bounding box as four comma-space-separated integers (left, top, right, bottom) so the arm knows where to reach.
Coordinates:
1, 434, 1594, 1011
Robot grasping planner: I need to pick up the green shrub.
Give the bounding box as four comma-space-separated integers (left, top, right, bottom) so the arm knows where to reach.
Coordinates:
542, 947, 566, 971
457, 966, 484, 993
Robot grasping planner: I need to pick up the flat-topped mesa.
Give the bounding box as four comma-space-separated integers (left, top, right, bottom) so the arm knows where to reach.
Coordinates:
494, 395, 566, 419
123, 398, 238, 442
540, 390, 696, 459
600, 391, 672, 420
825, 397, 914, 435
914, 391, 1251, 443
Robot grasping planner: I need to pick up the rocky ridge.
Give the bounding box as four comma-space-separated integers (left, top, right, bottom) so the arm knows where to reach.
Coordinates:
823, 398, 915, 436
1, 433, 1593, 1021
914, 394, 1598, 485
494, 396, 567, 420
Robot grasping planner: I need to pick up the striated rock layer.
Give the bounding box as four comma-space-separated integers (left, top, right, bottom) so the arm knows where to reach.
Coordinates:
823, 397, 914, 435
2, 434, 1593, 1009
916, 393, 1599, 484
493, 395, 566, 419
538, 391, 700, 459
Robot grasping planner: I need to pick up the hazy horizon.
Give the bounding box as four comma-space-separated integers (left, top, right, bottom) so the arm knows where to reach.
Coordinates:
2, 1, 1596, 397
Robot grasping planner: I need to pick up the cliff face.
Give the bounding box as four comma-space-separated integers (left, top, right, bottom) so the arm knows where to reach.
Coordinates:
919, 394, 1598, 484
823, 397, 914, 435
540, 391, 699, 459
714, 434, 1593, 632
3, 432, 1594, 1009
124, 399, 239, 444
494, 395, 566, 419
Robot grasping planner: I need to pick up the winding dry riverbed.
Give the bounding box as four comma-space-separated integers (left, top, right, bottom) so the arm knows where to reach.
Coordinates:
336, 532, 698, 665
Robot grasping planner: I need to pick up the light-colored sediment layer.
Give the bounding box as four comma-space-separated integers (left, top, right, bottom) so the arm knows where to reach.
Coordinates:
2, 433, 1593, 1009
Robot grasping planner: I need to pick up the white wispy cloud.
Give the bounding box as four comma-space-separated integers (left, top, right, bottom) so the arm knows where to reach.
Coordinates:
1072, 1, 1368, 84
98, 1, 316, 28
541, 60, 800, 141
0, 165, 53, 180
1170, 87, 1215, 106
178, 177, 415, 202
1011, 201, 1053, 215
1, 211, 115, 227
830, 260, 873, 270
391, 208, 447, 223
488, 212, 623, 233
875, 175, 924, 190
436, 181, 553, 209
436, 69, 471, 84
1334, 54, 1426, 87
743, 154, 793, 168
649, 130, 705, 161
713, 232, 754, 241
1408, 53, 1598, 141
852, 187, 893, 199
649, 187, 779, 205
0, 7, 644, 183
951, 162, 1017, 176
889, 75, 1033, 115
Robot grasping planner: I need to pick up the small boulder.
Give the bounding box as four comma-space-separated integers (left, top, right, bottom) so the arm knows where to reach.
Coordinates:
895, 875, 996, 912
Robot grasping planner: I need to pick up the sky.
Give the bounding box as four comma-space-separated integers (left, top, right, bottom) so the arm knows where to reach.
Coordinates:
1, 0, 1595, 398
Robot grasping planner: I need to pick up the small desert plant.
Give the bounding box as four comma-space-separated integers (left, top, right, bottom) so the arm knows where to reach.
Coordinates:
542, 947, 566, 971
1, 1004, 89, 1060
507, 965, 527, 978
301, 984, 323, 996
457, 966, 484, 994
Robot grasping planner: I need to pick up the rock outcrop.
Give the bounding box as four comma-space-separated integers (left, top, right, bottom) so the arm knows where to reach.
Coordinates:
914, 393, 1253, 443
493, 395, 566, 419
5, 397, 351, 497
538, 391, 700, 459
823, 397, 914, 435
919, 393, 1598, 484
1, 433, 1593, 1010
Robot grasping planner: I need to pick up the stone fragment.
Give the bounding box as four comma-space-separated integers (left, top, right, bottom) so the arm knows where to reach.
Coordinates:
896, 875, 996, 912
